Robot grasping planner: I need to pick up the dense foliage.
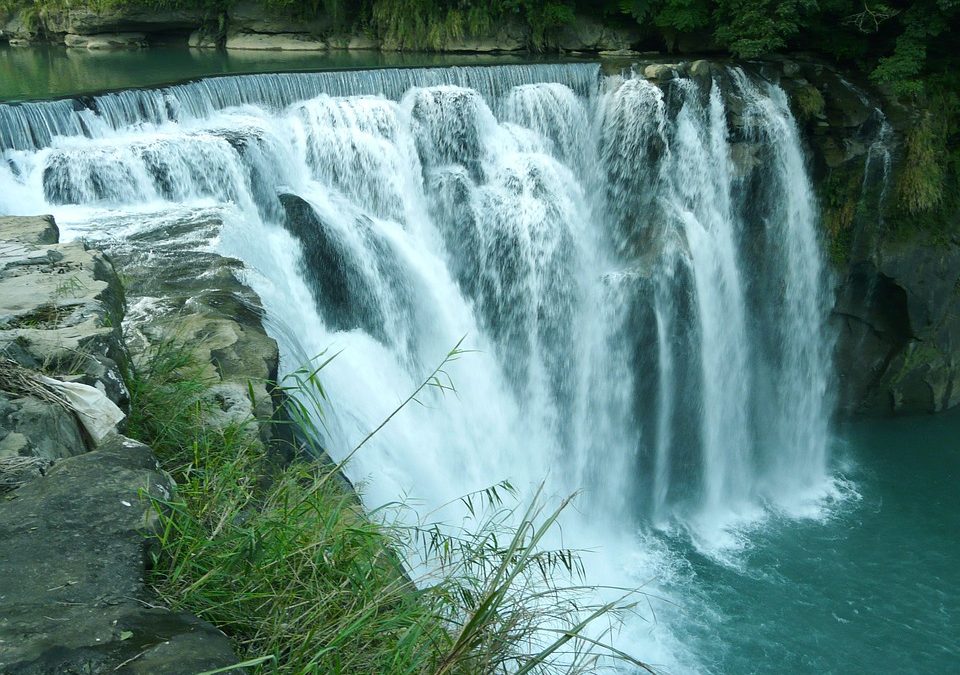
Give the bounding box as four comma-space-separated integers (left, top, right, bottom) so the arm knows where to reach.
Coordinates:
6, 1, 955, 93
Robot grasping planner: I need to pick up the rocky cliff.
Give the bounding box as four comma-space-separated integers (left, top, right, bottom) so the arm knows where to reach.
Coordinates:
0, 214, 288, 673
0, 2, 642, 53
779, 62, 960, 416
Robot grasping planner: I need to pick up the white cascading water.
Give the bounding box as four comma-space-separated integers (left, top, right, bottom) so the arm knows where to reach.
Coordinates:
0, 63, 837, 671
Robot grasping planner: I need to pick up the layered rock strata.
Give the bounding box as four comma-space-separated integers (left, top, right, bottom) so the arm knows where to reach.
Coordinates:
0, 214, 287, 673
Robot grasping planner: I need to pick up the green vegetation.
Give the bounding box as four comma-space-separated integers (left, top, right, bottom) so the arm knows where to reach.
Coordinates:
791, 82, 826, 123
3, 0, 957, 106
887, 84, 960, 242
369, 0, 497, 51
2, 0, 955, 66
820, 165, 864, 265
898, 110, 945, 214
124, 340, 650, 674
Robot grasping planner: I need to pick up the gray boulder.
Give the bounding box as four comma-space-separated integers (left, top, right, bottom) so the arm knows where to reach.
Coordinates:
64, 32, 148, 49
0, 394, 86, 461
225, 31, 327, 51
0, 9, 42, 45
327, 33, 381, 50
188, 28, 219, 49
225, 0, 329, 51
0, 215, 58, 245
227, 0, 329, 35
555, 15, 639, 52
0, 436, 239, 674
441, 18, 527, 53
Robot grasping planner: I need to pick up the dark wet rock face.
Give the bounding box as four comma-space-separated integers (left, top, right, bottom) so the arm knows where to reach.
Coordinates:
832, 240, 960, 415
278, 192, 413, 349
771, 60, 960, 415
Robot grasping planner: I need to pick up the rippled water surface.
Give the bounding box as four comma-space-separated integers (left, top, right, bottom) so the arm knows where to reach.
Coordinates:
662, 411, 960, 673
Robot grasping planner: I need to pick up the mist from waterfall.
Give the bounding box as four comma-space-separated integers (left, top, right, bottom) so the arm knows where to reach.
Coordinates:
0, 62, 838, 671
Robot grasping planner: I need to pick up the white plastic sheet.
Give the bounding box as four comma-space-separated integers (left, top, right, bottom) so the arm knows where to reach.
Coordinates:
38, 376, 125, 446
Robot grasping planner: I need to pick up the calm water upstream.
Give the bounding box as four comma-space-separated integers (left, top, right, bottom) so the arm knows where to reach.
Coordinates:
2, 47, 957, 673
0, 44, 583, 101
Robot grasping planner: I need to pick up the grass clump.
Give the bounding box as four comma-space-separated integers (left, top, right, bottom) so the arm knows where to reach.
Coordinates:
150, 425, 433, 672
128, 342, 426, 671
883, 95, 959, 244
125, 339, 651, 674
372, 0, 482, 51
791, 83, 825, 123
818, 164, 864, 266
897, 110, 945, 215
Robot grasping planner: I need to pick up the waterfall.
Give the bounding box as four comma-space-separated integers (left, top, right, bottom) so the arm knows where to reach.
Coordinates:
0, 62, 836, 669
0, 64, 598, 151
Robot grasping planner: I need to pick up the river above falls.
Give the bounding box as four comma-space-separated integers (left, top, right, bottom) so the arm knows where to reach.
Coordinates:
0, 44, 591, 102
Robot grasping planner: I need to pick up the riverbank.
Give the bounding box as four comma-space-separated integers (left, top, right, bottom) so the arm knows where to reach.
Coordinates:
0, 1, 643, 54
0, 216, 242, 673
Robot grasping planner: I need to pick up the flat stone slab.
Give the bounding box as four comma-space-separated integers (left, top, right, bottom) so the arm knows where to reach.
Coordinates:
0, 216, 58, 246
0, 219, 126, 470
64, 32, 148, 50
225, 31, 327, 51
0, 215, 241, 672
0, 436, 239, 674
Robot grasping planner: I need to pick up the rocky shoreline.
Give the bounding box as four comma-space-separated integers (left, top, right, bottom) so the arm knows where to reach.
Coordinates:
0, 214, 286, 673
1, 1, 640, 54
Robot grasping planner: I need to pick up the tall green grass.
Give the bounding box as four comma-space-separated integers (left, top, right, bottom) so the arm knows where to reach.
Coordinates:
126, 339, 652, 674
897, 110, 946, 215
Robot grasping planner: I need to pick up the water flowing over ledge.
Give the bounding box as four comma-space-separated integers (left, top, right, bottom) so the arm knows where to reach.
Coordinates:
0, 63, 600, 151
0, 61, 836, 671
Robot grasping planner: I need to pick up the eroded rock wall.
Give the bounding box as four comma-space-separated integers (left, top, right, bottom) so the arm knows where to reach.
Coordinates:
0, 3, 646, 52
0, 215, 289, 673
109, 212, 282, 444
777, 61, 960, 416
